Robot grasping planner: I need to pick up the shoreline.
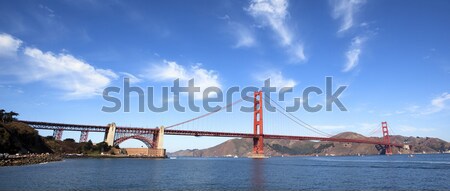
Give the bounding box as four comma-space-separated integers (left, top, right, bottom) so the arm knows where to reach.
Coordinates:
0, 154, 167, 167
2, 152, 447, 167
64, 154, 167, 159
0, 154, 62, 167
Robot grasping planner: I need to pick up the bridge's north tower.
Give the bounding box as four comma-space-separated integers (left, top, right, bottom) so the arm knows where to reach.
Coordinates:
382, 121, 392, 155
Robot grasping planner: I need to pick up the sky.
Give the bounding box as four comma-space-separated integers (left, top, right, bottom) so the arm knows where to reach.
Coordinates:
1, 0, 449, 152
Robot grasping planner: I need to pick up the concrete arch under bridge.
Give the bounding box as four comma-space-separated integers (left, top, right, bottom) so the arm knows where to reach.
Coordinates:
104, 123, 166, 157
113, 135, 154, 148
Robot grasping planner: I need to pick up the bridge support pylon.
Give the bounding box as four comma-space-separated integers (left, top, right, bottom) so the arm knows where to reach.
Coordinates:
153, 126, 165, 149
249, 91, 266, 159
105, 123, 116, 146
150, 126, 166, 157
53, 129, 63, 141
382, 122, 392, 155
79, 130, 89, 142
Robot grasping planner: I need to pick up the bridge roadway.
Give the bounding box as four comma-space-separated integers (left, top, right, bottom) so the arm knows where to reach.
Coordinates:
20, 120, 403, 147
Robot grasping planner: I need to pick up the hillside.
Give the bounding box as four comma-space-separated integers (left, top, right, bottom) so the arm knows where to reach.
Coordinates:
0, 121, 113, 155
0, 122, 53, 154
169, 132, 450, 157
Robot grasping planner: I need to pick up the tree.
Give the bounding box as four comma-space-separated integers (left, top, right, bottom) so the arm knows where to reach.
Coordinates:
2, 110, 19, 123
0, 109, 5, 123
83, 140, 94, 151
63, 138, 76, 143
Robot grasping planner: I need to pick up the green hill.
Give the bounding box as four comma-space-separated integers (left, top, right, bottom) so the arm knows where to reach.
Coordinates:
0, 122, 53, 154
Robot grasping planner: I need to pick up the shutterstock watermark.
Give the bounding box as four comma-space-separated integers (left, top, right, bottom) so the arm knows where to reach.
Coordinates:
102, 77, 348, 113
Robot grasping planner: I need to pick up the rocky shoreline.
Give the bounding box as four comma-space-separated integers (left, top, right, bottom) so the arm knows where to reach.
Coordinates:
0, 154, 62, 166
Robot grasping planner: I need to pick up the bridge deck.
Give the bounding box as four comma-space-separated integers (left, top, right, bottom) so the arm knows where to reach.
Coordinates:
20, 120, 403, 147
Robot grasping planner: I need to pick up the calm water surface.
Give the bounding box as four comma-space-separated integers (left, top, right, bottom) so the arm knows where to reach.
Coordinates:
0, 154, 449, 190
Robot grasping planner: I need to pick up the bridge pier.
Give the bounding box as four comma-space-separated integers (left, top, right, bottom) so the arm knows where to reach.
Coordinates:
154, 126, 165, 149
79, 130, 89, 142
53, 129, 63, 141
105, 123, 116, 146
149, 126, 166, 157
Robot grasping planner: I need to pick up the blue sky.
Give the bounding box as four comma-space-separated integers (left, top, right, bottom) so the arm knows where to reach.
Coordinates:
1, 0, 449, 152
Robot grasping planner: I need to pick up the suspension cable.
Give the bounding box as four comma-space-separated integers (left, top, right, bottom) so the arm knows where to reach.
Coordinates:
263, 93, 333, 137
165, 99, 243, 129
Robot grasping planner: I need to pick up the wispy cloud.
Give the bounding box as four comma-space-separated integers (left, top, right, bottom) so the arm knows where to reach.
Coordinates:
221, 15, 256, 48
247, 0, 306, 62
422, 92, 450, 115
386, 93, 450, 116
231, 22, 256, 48
255, 70, 296, 88
343, 36, 366, 72
39, 4, 55, 17
120, 72, 142, 84
315, 125, 347, 130
143, 60, 221, 100
330, 0, 368, 72
0, 33, 118, 99
331, 0, 366, 33
398, 125, 436, 133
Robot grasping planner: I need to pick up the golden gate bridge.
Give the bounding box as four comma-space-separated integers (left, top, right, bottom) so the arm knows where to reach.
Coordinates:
19, 91, 407, 158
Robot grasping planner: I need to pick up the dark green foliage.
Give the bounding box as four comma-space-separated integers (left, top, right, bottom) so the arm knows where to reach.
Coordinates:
95, 142, 112, 153
63, 138, 76, 143
316, 143, 334, 151
82, 140, 94, 151
0, 109, 19, 123
44, 138, 112, 154
0, 122, 53, 154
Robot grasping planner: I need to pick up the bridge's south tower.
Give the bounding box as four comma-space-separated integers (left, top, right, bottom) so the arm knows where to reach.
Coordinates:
250, 91, 265, 158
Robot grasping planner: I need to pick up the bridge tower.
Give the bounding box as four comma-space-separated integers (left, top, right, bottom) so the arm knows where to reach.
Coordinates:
382, 122, 392, 155
105, 123, 117, 146
250, 91, 265, 158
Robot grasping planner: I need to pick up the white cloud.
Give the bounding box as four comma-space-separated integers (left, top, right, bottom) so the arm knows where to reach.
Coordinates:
388, 93, 450, 116
120, 72, 142, 84
231, 23, 256, 48
398, 125, 436, 133
255, 71, 296, 88
144, 60, 221, 100
149, 60, 188, 81
0, 33, 118, 99
422, 92, 450, 115
331, 0, 366, 33
247, 0, 306, 62
221, 15, 256, 48
315, 125, 347, 130
343, 36, 365, 72
22, 48, 118, 98
0, 33, 22, 57
288, 44, 306, 62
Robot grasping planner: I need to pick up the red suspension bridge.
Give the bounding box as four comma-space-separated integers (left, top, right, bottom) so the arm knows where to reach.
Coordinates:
20, 91, 407, 157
